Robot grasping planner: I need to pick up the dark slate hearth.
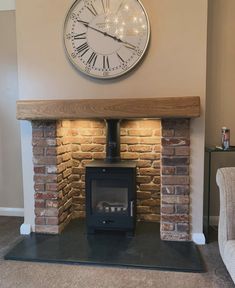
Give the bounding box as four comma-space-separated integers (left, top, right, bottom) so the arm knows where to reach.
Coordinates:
4, 220, 204, 272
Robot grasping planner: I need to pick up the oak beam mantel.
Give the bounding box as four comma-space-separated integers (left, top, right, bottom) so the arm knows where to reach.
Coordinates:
16, 97, 200, 120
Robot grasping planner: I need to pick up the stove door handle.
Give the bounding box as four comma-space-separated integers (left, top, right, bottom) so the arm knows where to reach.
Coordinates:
130, 201, 133, 217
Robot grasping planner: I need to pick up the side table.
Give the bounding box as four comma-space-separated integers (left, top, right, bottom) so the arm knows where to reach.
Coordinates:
203, 146, 235, 243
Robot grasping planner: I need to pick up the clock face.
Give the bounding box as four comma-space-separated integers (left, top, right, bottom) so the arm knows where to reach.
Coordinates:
64, 0, 150, 79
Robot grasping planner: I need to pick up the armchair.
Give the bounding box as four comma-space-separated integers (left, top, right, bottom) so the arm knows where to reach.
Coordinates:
216, 167, 235, 284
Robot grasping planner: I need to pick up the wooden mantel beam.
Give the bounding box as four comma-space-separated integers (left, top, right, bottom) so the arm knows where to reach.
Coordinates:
16, 97, 200, 120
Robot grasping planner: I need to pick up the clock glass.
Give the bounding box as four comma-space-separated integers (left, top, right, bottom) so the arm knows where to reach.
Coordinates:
64, 0, 150, 79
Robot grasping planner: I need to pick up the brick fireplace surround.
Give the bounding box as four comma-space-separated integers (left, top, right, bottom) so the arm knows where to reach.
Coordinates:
17, 97, 200, 241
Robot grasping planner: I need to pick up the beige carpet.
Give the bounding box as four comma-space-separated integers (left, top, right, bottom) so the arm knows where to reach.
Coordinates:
0, 217, 234, 288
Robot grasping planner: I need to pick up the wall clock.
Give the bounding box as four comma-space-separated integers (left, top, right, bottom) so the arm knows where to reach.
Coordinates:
63, 0, 150, 79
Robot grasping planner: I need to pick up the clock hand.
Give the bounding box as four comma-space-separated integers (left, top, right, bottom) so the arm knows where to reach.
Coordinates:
82, 22, 137, 50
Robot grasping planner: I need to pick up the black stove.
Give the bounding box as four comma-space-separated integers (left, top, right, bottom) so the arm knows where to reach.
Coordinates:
85, 120, 137, 236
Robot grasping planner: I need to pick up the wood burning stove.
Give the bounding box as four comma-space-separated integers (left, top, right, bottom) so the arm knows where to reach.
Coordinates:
85, 119, 137, 235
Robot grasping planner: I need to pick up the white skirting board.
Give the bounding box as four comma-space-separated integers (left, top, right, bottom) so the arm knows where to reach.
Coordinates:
192, 233, 206, 245
0, 0, 15, 11
0, 207, 24, 217
20, 223, 32, 235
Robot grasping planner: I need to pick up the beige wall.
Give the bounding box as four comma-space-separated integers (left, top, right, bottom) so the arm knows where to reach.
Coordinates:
0, 10, 23, 209
16, 0, 208, 238
206, 0, 235, 146
206, 0, 235, 219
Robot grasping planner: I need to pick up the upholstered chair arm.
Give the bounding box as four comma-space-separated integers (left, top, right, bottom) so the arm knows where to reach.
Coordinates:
216, 167, 235, 258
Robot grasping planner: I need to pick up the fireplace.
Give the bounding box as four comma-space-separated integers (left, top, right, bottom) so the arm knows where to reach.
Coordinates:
85, 119, 137, 235
17, 97, 200, 241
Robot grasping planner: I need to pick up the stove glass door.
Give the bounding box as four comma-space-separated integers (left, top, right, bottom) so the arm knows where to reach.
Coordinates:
91, 178, 128, 215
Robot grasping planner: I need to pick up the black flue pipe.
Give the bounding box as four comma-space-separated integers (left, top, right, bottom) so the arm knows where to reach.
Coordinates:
105, 119, 121, 163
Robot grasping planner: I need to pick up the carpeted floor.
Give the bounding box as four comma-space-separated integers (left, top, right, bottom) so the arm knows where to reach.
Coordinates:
0, 216, 234, 288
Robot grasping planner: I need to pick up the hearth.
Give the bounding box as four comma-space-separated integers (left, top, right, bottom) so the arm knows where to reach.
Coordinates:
85, 119, 137, 235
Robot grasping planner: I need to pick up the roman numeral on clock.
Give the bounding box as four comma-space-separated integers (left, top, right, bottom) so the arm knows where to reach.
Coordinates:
101, 0, 110, 13
87, 52, 98, 66
103, 56, 110, 69
116, 53, 125, 63
77, 42, 89, 53
86, 4, 98, 16
74, 33, 86, 40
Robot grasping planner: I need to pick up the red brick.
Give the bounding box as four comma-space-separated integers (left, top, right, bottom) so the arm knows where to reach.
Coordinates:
139, 153, 159, 160
176, 204, 189, 214
162, 176, 189, 185
44, 129, 56, 138
162, 147, 175, 156
93, 152, 106, 159
34, 166, 46, 174
161, 204, 174, 214
139, 214, 160, 222
162, 166, 175, 175
176, 166, 189, 175
136, 176, 152, 184
81, 144, 104, 152
33, 156, 57, 165
161, 186, 175, 195
137, 191, 151, 199
46, 147, 57, 156
46, 183, 58, 192
161, 138, 190, 147
176, 223, 190, 232
72, 152, 92, 159
35, 217, 45, 225
162, 129, 174, 137
139, 168, 160, 176
136, 160, 152, 168
120, 137, 139, 144
80, 129, 103, 136
121, 152, 139, 160
175, 186, 190, 195
175, 147, 190, 156
162, 156, 189, 166
46, 200, 59, 208
128, 129, 153, 137
153, 176, 160, 184
33, 147, 44, 156
161, 231, 189, 241
161, 214, 189, 223
138, 137, 160, 144
71, 137, 92, 144
46, 217, 59, 225
137, 206, 150, 214
121, 120, 139, 128
162, 195, 190, 205
34, 183, 45, 192
93, 137, 106, 144
35, 199, 45, 208
91, 120, 105, 128
161, 223, 175, 231
140, 184, 160, 192
35, 192, 58, 200
153, 160, 160, 169
32, 129, 44, 138
128, 145, 152, 152
35, 225, 59, 234
35, 208, 59, 217
138, 120, 160, 129
140, 199, 160, 206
